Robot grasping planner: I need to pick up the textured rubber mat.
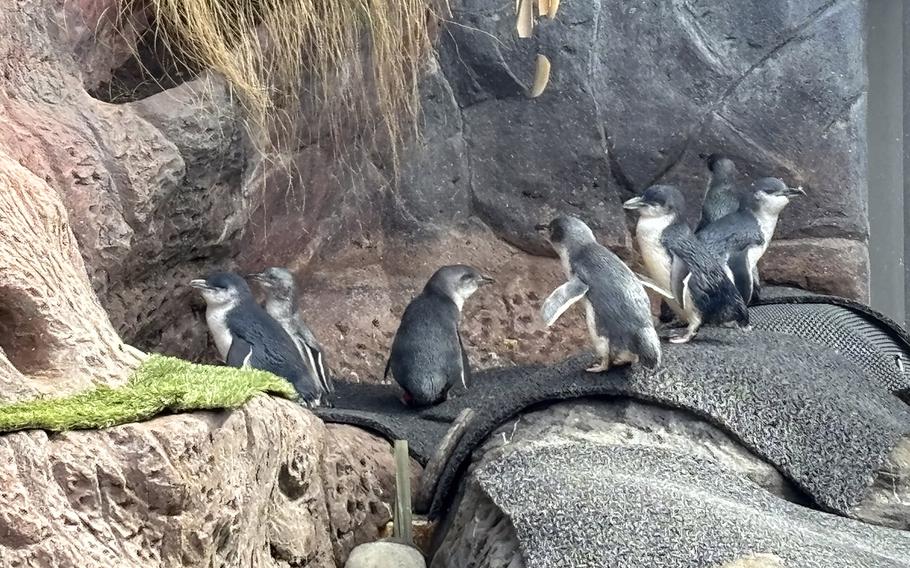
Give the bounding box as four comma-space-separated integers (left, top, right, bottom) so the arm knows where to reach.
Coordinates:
320, 320, 910, 519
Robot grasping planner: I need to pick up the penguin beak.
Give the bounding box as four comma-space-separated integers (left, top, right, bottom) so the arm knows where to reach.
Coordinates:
534, 223, 549, 233
622, 196, 645, 210
246, 272, 264, 282
189, 279, 210, 290
784, 186, 806, 197
480, 275, 496, 286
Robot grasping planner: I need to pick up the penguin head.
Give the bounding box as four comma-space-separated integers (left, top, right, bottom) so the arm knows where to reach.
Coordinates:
746, 177, 805, 215
425, 265, 494, 308
704, 153, 736, 176
622, 185, 686, 219
535, 216, 596, 253
247, 267, 296, 302
189, 272, 252, 307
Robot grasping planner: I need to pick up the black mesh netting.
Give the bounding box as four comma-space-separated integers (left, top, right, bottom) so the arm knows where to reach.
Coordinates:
752, 289, 910, 397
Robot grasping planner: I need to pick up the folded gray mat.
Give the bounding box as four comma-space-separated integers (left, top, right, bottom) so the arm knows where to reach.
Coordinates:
318, 295, 910, 520
752, 289, 910, 395
476, 442, 910, 568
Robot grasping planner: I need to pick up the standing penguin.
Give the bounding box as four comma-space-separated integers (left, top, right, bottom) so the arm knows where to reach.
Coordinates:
623, 185, 750, 343
385, 265, 494, 407
189, 271, 320, 406
536, 215, 661, 371
247, 267, 334, 406
696, 154, 741, 232
697, 177, 805, 304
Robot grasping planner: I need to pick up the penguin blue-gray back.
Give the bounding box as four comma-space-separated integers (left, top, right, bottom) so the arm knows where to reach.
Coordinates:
248, 267, 334, 406
696, 154, 741, 232
537, 216, 660, 371
386, 265, 494, 406
190, 271, 320, 406
625, 185, 749, 343
697, 177, 805, 304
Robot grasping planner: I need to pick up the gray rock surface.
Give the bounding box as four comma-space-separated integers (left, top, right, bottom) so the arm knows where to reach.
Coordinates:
0, 0, 871, 379
345, 542, 426, 568
431, 400, 910, 568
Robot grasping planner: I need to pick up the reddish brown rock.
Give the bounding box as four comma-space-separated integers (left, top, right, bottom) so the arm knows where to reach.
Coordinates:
0, 397, 421, 567
760, 238, 870, 302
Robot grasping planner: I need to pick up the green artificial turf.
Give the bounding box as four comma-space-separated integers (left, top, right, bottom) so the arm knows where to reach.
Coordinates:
0, 355, 297, 433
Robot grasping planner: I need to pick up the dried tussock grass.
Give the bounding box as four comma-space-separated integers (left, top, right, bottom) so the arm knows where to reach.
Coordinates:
119, 0, 445, 165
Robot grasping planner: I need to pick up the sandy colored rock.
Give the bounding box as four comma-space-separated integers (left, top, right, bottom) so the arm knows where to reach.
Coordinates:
345, 542, 426, 568
0, 149, 143, 401
760, 238, 870, 301
719, 554, 785, 568
0, 397, 422, 567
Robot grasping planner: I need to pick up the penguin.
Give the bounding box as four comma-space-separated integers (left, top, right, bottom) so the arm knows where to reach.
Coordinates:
189, 271, 320, 406
247, 267, 334, 406
385, 265, 494, 407
623, 185, 750, 343
697, 177, 805, 304
696, 153, 741, 232
536, 215, 661, 371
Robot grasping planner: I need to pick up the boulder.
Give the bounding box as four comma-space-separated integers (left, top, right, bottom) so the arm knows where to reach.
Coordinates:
345, 542, 426, 568
0, 396, 422, 567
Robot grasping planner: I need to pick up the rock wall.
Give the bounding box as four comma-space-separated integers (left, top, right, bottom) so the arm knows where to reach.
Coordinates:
0, 396, 420, 567
0, 0, 870, 380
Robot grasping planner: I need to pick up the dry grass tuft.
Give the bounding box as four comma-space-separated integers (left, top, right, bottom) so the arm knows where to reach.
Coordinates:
119, 0, 445, 164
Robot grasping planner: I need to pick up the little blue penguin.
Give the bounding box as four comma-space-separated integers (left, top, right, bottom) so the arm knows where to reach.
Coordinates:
247, 267, 334, 407
696, 153, 741, 232
385, 265, 494, 407
190, 271, 320, 406
697, 177, 805, 304
623, 185, 750, 343
536, 215, 661, 371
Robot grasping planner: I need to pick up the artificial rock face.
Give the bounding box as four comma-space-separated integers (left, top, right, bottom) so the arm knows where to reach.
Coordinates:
0, 0, 869, 381
0, 397, 422, 567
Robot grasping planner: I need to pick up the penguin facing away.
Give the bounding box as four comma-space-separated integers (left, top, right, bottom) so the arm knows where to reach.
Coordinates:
696, 153, 741, 232
385, 265, 494, 407
189, 271, 321, 406
623, 185, 750, 344
697, 177, 805, 304
536, 215, 661, 371
247, 267, 334, 407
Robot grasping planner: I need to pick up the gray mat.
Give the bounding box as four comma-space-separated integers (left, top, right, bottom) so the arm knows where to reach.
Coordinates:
476, 442, 910, 568
752, 289, 910, 395
320, 325, 910, 519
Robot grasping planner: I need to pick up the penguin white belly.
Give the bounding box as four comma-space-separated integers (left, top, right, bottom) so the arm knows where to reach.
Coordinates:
635, 216, 674, 290
205, 303, 236, 361
635, 216, 685, 317
584, 300, 609, 357
750, 210, 779, 269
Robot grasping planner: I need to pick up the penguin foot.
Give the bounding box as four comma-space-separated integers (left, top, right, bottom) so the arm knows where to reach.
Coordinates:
586, 360, 611, 373
668, 330, 697, 344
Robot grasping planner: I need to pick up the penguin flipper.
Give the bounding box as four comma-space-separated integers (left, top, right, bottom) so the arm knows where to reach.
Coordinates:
670, 256, 691, 311
728, 252, 754, 304
541, 277, 590, 327
226, 336, 254, 368
296, 337, 333, 397
456, 329, 471, 390
635, 272, 674, 299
